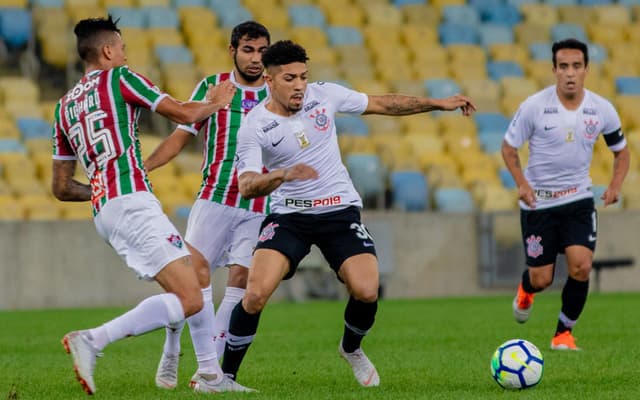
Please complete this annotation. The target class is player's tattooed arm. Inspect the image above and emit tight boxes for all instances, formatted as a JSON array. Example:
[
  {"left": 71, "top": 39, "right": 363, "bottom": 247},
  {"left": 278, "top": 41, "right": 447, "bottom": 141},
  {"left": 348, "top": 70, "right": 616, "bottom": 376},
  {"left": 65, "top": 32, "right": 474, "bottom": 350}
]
[
  {"left": 238, "top": 163, "right": 319, "bottom": 199},
  {"left": 365, "top": 93, "right": 476, "bottom": 116},
  {"left": 52, "top": 159, "right": 91, "bottom": 201}
]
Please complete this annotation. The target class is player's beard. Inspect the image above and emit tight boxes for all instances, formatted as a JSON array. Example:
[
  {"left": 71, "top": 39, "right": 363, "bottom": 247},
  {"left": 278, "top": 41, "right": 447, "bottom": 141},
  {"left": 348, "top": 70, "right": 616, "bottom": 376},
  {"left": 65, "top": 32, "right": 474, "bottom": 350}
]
[{"left": 234, "top": 54, "right": 262, "bottom": 83}]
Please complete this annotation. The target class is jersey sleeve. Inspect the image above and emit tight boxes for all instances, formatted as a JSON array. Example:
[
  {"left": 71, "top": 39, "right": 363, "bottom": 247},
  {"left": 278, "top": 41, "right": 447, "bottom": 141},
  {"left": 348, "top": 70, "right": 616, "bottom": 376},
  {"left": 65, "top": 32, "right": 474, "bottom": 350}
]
[
  {"left": 177, "top": 78, "right": 210, "bottom": 135},
  {"left": 318, "top": 82, "right": 368, "bottom": 114},
  {"left": 236, "top": 118, "right": 264, "bottom": 176},
  {"left": 118, "top": 65, "right": 168, "bottom": 112},
  {"left": 600, "top": 99, "right": 626, "bottom": 152},
  {"left": 51, "top": 101, "right": 77, "bottom": 160},
  {"left": 504, "top": 100, "right": 535, "bottom": 149}
]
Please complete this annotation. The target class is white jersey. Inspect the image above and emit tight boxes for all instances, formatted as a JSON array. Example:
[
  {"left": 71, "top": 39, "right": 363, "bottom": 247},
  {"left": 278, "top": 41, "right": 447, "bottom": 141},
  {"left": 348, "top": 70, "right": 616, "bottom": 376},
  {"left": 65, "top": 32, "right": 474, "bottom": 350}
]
[
  {"left": 237, "top": 81, "right": 368, "bottom": 214},
  {"left": 505, "top": 86, "right": 626, "bottom": 210}
]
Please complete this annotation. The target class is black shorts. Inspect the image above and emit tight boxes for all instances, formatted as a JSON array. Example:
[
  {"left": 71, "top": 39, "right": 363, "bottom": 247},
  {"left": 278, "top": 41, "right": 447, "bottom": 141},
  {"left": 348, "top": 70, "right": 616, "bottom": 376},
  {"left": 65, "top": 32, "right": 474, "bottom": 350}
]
[
  {"left": 520, "top": 197, "right": 597, "bottom": 267},
  {"left": 255, "top": 206, "right": 377, "bottom": 280}
]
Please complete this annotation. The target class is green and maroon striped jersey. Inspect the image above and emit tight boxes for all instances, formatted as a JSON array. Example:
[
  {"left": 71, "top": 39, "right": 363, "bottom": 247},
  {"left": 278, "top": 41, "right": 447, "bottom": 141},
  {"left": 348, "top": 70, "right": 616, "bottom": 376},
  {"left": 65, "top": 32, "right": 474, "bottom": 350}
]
[
  {"left": 179, "top": 72, "right": 270, "bottom": 213},
  {"left": 52, "top": 66, "right": 167, "bottom": 215}
]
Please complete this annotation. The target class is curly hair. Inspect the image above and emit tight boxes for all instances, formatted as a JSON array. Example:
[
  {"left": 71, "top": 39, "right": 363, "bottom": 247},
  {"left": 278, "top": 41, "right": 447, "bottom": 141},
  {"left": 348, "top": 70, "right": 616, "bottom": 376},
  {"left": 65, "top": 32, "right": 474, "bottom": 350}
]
[
  {"left": 74, "top": 15, "right": 121, "bottom": 62},
  {"left": 261, "top": 40, "right": 309, "bottom": 68}
]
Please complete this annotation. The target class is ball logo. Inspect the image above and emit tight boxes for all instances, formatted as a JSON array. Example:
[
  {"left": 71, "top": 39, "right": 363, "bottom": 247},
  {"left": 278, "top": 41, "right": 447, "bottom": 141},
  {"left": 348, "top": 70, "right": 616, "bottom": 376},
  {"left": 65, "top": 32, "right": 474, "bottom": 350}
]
[
  {"left": 258, "top": 222, "right": 279, "bottom": 242},
  {"left": 242, "top": 98, "right": 259, "bottom": 111},
  {"left": 309, "top": 108, "right": 330, "bottom": 132},
  {"left": 526, "top": 235, "right": 543, "bottom": 258}
]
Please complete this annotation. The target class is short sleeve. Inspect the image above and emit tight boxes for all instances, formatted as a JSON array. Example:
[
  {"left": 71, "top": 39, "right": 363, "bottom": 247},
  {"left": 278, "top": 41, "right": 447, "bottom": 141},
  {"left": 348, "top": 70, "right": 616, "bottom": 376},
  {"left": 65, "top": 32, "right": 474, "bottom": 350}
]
[
  {"left": 316, "top": 82, "right": 368, "bottom": 115},
  {"left": 118, "top": 65, "right": 168, "bottom": 112},
  {"left": 236, "top": 119, "right": 264, "bottom": 175},
  {"left": 51, "top": 101, "right": 76, "bottom": 160},
  {"left": 504, "top": 101, "right": 534, "bottom": 149},
  {"left": 177, "top": 78, "right": 210, "bottom": 135}
]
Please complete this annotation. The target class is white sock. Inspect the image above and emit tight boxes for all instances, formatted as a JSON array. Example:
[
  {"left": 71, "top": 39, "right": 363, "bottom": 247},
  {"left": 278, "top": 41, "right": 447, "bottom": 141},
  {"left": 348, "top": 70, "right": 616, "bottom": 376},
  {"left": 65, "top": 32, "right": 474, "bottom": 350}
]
[
  {"left": 187, "top": 285, "right": 221, "bottom": 376},
  {"left": 213, "top": 286, "right": 245, "bottom": 358},
  {"left": 162, "top": 320, "right": 185, "bottom": 356},
  {"left": 89, "top": 293, "right": 185, "bottom": 351}
]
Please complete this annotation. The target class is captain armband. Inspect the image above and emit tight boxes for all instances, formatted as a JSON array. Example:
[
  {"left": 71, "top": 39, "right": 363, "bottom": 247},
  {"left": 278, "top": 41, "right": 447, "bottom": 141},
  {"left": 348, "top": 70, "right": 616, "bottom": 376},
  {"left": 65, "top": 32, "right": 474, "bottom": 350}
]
[{"left": 603, "top": 128, "right": 624, "bottom": 147}]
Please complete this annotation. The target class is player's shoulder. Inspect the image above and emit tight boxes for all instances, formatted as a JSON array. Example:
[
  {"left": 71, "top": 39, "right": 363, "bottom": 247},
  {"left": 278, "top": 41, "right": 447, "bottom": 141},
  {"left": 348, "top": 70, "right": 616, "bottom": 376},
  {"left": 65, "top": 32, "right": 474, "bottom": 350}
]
[
  {"left": 517, "top": 86, "right": 556, "bottom": 113},
  {"left": 584, "top": 88, "right": 615, "bottom": 109},
  {"left": 204, "top": 72, "right": 231, "bottom": 85},
  {"left": 243, "top": 102, "right": 272, "bottom": 130}
]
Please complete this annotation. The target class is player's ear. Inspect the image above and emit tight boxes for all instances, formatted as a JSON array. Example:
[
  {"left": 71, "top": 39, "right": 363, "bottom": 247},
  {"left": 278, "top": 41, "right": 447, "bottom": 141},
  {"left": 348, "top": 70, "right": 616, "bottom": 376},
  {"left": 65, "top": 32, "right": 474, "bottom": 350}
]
[{"left": 229, "top": 44, "right": 236, "bottom": 58}]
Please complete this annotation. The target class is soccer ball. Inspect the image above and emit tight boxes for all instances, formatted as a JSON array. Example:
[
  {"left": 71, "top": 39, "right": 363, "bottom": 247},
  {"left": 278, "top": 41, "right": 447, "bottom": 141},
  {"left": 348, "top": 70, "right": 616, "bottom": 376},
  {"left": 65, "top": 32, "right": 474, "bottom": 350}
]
[{"left": 490, "top": 339, "right": 544, "bottom": 390}]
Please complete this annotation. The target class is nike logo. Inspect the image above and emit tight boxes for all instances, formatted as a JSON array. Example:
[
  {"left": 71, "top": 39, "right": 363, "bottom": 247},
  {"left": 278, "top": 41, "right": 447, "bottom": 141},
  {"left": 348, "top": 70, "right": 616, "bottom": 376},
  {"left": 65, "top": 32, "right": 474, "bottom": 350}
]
[
  {"left": 363, "top": 369, "right": 376, "bottom": 386},
  {"left": 544, "top": 126, "right": 556, "bottom": 131},
  {"left": 363, "top": 242, "right": 375, "bottom": 247},
  {"left": 271, "top": 137, "right": 284, "bottom": 147},
  {"left": 588, "top": 234, "right": 597, "bottom": 242}
]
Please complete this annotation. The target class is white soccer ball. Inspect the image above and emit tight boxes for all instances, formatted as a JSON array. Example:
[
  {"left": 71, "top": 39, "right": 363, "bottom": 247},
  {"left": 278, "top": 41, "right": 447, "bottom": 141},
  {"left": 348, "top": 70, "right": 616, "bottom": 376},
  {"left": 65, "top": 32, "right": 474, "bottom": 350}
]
[{"left": 490, "top": 339, "right": 544, "bottom": 390}]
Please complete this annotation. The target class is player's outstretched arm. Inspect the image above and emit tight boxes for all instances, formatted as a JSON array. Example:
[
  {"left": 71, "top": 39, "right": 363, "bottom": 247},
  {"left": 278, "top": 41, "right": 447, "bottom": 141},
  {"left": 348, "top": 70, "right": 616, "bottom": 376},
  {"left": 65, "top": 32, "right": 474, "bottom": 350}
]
[
  {"left": 52, "top": 160, "right": 91, "bottom": 202},
  {"left": 602, "top": 146, "right": 631, "bottom": 207},
  {"left": 364, "top": 93, "right": 476, "bottom": 116},
  {"left": 144, "top": 128, "right": 192, "bottom": 173},
  {"left": 155, "top": 81, "right": 236, "bottom": 125},
  {"left": 501, "top": 140, "right": 536, "bottom": 208},
  {"left": 238, "top": 163, "right": 319, "bottom": 199}
]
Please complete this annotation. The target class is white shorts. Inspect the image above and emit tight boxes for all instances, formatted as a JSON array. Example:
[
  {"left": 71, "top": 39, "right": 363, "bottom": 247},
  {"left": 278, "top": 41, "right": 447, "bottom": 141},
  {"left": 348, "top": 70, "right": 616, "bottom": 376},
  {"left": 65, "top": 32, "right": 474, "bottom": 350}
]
[
  {"left": 94, "top": 192, "right": 190, "bottom": 281},
  {"left": 185, "top": 200, "right": 264, "bottom": 270}
]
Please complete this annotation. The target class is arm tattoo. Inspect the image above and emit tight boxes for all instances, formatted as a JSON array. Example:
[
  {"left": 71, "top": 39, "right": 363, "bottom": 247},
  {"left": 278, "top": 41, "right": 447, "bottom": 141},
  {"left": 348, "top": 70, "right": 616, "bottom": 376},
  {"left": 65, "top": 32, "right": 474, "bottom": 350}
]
[{"left": 383, "top": 95, "right": 436, "bottom": 115}]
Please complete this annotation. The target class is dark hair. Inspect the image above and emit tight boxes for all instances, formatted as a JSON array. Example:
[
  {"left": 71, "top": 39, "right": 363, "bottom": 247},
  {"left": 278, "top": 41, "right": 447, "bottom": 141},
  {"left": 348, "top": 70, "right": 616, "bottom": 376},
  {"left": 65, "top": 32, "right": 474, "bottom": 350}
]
[
  {"left": 230, "top": 21, "right": 270, "bottom": 48},
  {"left": 552, "top": 38, "right": 589, "bottom": 67},
  {"left": 261, "top": 40, "right": 309, "bottom": 68},
  {"left": 74, "top": 15, "right": 121, "bottom": 62}
]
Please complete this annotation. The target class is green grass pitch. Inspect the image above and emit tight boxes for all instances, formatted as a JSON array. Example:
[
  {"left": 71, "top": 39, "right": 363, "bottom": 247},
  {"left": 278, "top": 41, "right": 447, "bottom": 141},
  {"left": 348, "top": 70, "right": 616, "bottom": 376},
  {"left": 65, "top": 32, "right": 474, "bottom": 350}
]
[{"left": 1, "top": 292, "right": 639, "bottom": 399}]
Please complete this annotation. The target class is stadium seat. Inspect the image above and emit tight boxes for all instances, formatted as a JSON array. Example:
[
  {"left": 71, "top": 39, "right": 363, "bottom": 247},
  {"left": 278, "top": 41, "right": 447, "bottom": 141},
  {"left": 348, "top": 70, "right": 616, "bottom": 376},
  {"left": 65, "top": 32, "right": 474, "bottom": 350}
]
[
  {"left": 501, "top": 76, "right": 539, "bottom": 98},
  {"left": 580, "top": 0, "right": 613, "bottom": 5},
  {"left": 335, "top": 116, "right": 369, "bottom": 136},
  {"left": 138, "top": 0, "right": 170, "bottom": 5},
  {"left": 392, "top": 0, "right": 425, "bottom": 5},
  {"left": 514, "top": 23, "right": 550, "bottom": 46},
  {"left": 363, "top": 115, "right": 402, "bottom": 135},
  {"left": 551, "top": 23, "right": 588, "bottom": 43},
  {"left": 145, "top": 7, "right": 179, "bottom": 28},
  {"left": 173, "top": 0, "right": 207, "bottom": 7},
  {"left": 345, "top": 153, "right": 386, "bottom": 206},
  {"left": 489, "top": 43, "right": 529, "bottom": 65},
  {"left": 424, "top": 78, "right": 461, "bottom": 98},
  {"left": 364, "top": 4, "right": 403, "bottom": 25},
  {"left": 401, "top": 3, "right": 441, "bottom": 26},
  {"left": 434, "top": 187, "right": 475, "bottom": 212},
  {"left": 216, "top": 5, "right": 252, "bottom": 28},
  {"left": 544, "top": 0, "right": 577, "bottom": 5},
  {"left": 487, "top": 61, "right": 524, "bottom": 80},
  {"left": 390, "top": 170, "right": 430, "bottom": 211},
  {"left": 480, "top": 4, "right": 521, "bottom": 27},
  {"left": 31, "top": 0, "right": 63, "bottom": 6},
  {"left": 401, "top": 114, "right": 440, "bottom": 135},
  {"left": 442, "top": 5, "right": 480, "bottom": 25},
  {"left": 439, "top": 23, "right": 479, "bottom": 46},
  {"left": 0, "top": 139, "right": 26, "bottom": 153},
  {"left": 288, "top": 4, "right": 326, "bottom": 27},
  {"left": 155, "top": 45, "right": 193, "bottom": 64},
  {"left": 322, "top": 3, "right": 365, "bottom": 26},
  {"left": 476, "top": 184, "right": 517, "bottom": 211},
  {"left": 478, "top": 24, "right": 514, "bottom": 47},
  {"left": 588, "top": 43, "right": 607, "bottom": 65},
  {"left": 326, "top": 26, "right": 363, "bottom": 46},
  {"left": 16, "top": 118, "right": 50, "bottom": 140},
  {"left": 615, "top": 77, "right": 640, "bottom": 95},
  {"left": 0, "top": 8, "right": 31, "bottom": 48},
  {"left": 108, "top": 7, "right": 145, "bottom": 28},
  {"left": 520, "top": 3, "right": 558, "bottom": 26}
]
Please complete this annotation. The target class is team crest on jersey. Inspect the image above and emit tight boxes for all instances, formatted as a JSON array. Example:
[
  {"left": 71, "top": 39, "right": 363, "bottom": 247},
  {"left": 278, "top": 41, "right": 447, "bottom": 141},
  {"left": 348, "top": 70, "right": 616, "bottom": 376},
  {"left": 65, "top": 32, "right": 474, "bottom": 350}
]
[
  {"left": 526, "top": 235, "right": 543, "bottom": 258},
  {"left": 167, "top": 234, "right": 184, "bottom": 249},
  {"left": 242, "top": 99, "right": 259, "bottom": 111},
  {"left": 309, "top": 108, "right": 330, "bottom": 132},
  {"left": 258, "top": 222, "right": 279, "bottom": 242},
  {"left": 583, "top": 119, "right": 599, "bottom": 139}
]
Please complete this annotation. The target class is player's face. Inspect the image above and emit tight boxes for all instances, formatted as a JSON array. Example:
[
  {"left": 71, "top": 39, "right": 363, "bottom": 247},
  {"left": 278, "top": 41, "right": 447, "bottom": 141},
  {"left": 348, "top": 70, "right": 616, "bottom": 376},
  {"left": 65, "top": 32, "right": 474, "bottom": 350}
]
[
  {"left": 266, "top": 62, "right": 308, "bottom": 114},
  {"left": 231, "top": 35, "right": 269, "bottom": 84},
  {"left": 553, "top": 48, "right": 587, "bottom": 98}
]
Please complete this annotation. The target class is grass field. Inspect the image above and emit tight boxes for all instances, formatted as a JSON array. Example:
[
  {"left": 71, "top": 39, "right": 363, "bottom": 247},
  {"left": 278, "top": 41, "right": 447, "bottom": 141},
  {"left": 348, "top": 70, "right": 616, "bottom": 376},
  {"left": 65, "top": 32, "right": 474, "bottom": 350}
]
[{"left": 1, "top": 292, "right": 639, "bottom": 399}]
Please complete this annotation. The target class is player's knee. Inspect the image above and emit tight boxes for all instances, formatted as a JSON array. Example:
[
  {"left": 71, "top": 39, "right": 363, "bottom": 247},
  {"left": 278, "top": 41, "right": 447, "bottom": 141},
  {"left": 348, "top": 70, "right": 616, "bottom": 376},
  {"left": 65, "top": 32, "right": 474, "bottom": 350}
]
[
  {"left": 181, "top": 290, "right": 204, "bottom": 317},
  {"left": 350, "top": 285, "right": 378, "bottom": 303},
  {"left": 571, "top": 261, "right": 592, "bottom": 281},
  {"left": 194, "top": 262, "right": 211, "bottom": 288},
  {"left": 243, "top": 290, "right": 268, "bottom": 313},
  {"left": 531, "top": 274, "right": 553, "bottom": 289}
]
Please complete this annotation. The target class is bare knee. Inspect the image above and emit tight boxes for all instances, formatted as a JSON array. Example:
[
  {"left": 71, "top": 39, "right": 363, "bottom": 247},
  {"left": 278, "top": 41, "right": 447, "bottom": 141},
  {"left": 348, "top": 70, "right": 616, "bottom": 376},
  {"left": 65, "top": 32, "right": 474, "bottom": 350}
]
[
  {"left": 243, "top": 289, "right": 269, "bottom": 314},
  {"left": 571, "top": 261, "right": 592, "bottom": 281},
  {"left": 350, "top": 284, "right": 379, "bottom": 303},
  {"left": 194, "top": 262, "right": 211, "bottom": 288},
  {"left": 181, "top": 290, "right": 203, "bottom": 317},
  {"left": 530, "top": 274, "right": 553, "bottom": 290},
  {"left": 227, "top": 265, "right": 249, "bottom": 288}
]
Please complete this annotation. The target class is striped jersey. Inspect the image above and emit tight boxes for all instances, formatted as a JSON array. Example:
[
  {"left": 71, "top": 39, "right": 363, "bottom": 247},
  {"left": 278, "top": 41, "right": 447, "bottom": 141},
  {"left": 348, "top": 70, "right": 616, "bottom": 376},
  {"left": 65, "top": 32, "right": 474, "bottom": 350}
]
[
  {"left": 52, "top": 66, "right": 167, "bottom": 215},
  {"left": 178, "top": 71, "right": 270, "bottom": 213}
]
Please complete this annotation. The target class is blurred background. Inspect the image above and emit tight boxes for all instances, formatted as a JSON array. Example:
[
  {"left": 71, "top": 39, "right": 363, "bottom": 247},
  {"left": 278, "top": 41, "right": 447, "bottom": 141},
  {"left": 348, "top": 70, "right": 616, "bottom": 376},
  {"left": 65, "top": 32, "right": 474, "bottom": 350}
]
[{"left": 0, "top": 0, "right": 639, "bottom": 308}]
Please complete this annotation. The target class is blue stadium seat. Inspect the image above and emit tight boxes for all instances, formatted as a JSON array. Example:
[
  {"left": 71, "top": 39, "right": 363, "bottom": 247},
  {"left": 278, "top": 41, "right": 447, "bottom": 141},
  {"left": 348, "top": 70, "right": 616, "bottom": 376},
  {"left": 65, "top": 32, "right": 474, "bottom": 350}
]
[
  {"left": 208, "top": 0, "right": 241, "bottom": 11},
  {"left": 499, "top": 168, "right": 516, "bottom": 189},
  {"left": 174, "top": 0, "right": 207, "bottom": 7},
  {"left": 551, "top": 24, "right": 587, "bottom": 43},
  {"left": 174, "top": 205, "right": 192, "bottom": 219},
  {"left": 434, "top": 187, "right": 475, "bottom": 212},
  {"left": 155, "top": 45, "right": 193, "bottom": 64},
  {"left": 17, "top": 118, "right": 50, "bottom": 140},
  {"left": 390, "top": 170, "right": 429, "bottom": 211},
  {"left": 109, "top": 8, "right": 146, "bottom": 28},
  {"left": 439, "top": 23, "right": 479, "bottom": 46},
  {"left": 618, "top": 0, "right": 640, "bottom": 5},
  {"left": 146, "top": 7, "right": 179, "bottom": 29},
  {"left": 442, "top": 5, "right": 480, "bottom": 25},
  {"left": 326, "top": 26, "right": 363, "bottom": 46},
  {"left": 615, "top": 77, "right": 640, "bottom": 95},
  {"left": 335, "top": 116, "right": 369, "bottom": 135},
  {"left": 478, "top": 24, "right": 514, "bottom": 47},
  {"left": 469, "top": 0, "right": 503, "bottom": 12},
  {"left": 31, "top": 0, "right": 63, "bottom": 6},
  {"left": 288, "top": 5, "right": 326, "bottom": 27},
  {"left": 588, "top": 43, "right": 607, "bottom": 64},
  {"left": 480, "top": 4, "right": 521, "bottom": 27},
  {"left": 544, "top": 0, "right": 577, "bottom": 5},
  {"left": 487, "top": 61, "right": 524, "bottom": 80},
  {"left": 216, "top": 5, "right": 252, "bottom": 28},
  {"left": 393, "top": 0, "right": 425, "bottom": 5},
  {"left": 345, "top": 153, "right": 385, "bottom": 202},
  {"left": 529, "top": 42, "right": 550, "bottom": 61},
  {"left": 579, "top": 0, "right": 613, "bottom": 4},
  {"left": 474, "top": 112, "right": 510, "bottom": 135},
  {"left": 479, "top": 132, "right": 505, "bottom": 153},
  {"left": 424, "top": 78, "right": 462, "bottom": 98},
  {"left": 0, "top": 139, "right": 26, "bottom": 153},
  {"left": 507, "top": 0, "right": 538, "bottom": 6},
  {"left": 0, "top": 8, "right": 31, "bottom": 48}
]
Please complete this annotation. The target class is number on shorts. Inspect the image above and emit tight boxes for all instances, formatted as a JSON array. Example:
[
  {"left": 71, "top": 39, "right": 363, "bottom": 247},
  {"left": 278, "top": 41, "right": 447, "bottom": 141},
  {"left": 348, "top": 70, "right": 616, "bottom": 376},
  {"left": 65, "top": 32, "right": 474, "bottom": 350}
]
[{"left": 350, "top": 222, "right": 373, "bottom": 240}]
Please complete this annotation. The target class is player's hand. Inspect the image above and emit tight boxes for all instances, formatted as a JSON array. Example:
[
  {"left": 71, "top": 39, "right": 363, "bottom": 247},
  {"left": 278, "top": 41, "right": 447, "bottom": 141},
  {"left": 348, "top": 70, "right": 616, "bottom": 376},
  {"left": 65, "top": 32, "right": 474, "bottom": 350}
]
[
  {"left": 518, "top": 182, "right": 536, "bottom": 209},
  {"left": 439, "top": 94, "right": 476, "bottom": 116},
  {"left": 205, "top": 81, "right": 236, "bottom": 109},
  {"left": 282, "top": 163, "right": 319, "bottom": 182},
  {"left": 601, "top": 185, "right": 621, "bottom": 207}
]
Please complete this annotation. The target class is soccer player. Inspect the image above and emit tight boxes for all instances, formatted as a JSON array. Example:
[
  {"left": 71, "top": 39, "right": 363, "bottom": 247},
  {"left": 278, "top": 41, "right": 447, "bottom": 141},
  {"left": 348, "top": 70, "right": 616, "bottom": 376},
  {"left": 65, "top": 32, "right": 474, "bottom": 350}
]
[
  {"left": 220, "top": 40, "right": 475, "bottom": 389},
  {"left": 144, "top": 21, "right": 270, "bottom": 389},
  {"left": 503, "top": 38, "right": 630, "bottom": 350},
  {"left": 53, "top": 16, "right": 251, "bottom": 394}
]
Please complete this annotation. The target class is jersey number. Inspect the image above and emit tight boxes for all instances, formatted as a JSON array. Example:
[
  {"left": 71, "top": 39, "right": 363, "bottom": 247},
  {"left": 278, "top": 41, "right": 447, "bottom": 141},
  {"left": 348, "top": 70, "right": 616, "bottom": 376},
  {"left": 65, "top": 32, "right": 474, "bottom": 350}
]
[
  {"left": 68, "top": 110, "right": 116, "bottom": 176},
  {"left": 350, "top": 223, "right": 373, "bottom": 240}
]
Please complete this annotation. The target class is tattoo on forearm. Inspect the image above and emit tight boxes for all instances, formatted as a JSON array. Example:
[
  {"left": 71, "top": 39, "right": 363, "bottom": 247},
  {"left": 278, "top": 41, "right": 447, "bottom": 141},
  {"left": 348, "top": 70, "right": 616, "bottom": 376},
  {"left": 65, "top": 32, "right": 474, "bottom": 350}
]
[{"left": 385, "top": 95, "right": 435, "bottom": 115}]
